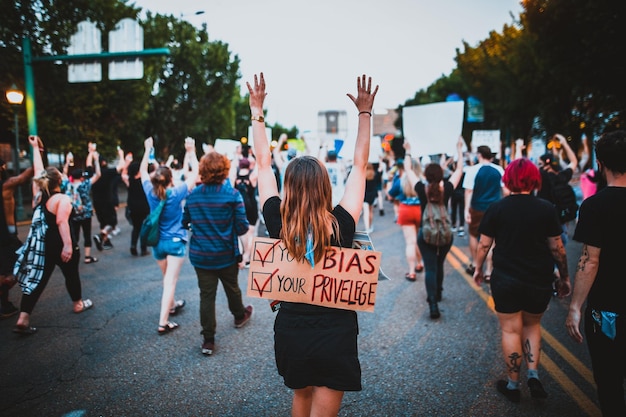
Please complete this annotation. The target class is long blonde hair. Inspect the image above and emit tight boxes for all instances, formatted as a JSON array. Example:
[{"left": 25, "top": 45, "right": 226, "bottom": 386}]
[
  {"left": 34, "top": 167, "right": 62, "bottom": 198},
  {"left": 401, "top": 158, "right": 422, "bottom": 197},
  {"left": 280, "top": 156, "right": 339, "bottom": 264}
]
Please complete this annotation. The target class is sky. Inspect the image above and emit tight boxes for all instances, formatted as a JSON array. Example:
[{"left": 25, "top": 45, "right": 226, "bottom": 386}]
[{"left": 131, "top": 0, "right": 523, "bottom": 135}]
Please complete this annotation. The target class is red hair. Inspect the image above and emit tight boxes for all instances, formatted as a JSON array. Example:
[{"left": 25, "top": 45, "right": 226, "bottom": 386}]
[{"left": 503, "top": 158, "right": 542, "bottom": 193}]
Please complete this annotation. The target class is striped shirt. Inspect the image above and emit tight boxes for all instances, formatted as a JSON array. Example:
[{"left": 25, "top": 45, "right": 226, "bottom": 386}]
[{"left": 183, "top": 181, "right": 249, "bottom": 270}]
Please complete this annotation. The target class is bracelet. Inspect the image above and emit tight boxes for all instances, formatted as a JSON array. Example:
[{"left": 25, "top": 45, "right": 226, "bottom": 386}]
[{"left": 358, "top": 111, "right": 372, "bottom": 117}]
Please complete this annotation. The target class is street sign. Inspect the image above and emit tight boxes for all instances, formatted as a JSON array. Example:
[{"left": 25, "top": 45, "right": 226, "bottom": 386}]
[
  {"left": 68, "top": 21, "right": 102, "bottom": 83},
  {"left": 109, "top": 18, "right": 144, "bottom": 80}
]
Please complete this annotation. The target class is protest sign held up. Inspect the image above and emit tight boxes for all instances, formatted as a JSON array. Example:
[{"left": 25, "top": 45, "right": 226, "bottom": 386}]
[{"left": 247, "top": 237, "right": 381, "bottom": 312}]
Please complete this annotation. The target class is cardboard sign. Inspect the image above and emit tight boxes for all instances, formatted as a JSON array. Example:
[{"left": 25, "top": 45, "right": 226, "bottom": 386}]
[
  {"left": 247, "top": 237, "right": 381, "bottom": 312},
  {"left": 402, "top": 101, "right": 464, "bottom": 157}
]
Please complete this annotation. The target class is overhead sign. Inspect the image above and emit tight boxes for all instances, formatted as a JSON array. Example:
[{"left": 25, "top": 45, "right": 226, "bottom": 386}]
[
  {"left": 109, "top": 18, "right": 143, "bottom": 80},
  {"left": 402, "top": 101, "right": 464, "bottom": 157},
  {"left": 68, "top": 21, "right": 102, "bottom": 83},
  {"left": 247, "top": 237, "right": 381, "bottom": 312}
]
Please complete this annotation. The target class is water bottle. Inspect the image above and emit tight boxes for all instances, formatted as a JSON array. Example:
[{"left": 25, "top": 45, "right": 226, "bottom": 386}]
[{"left": 149, "top": 147, "right": 156, "bottom": 163}]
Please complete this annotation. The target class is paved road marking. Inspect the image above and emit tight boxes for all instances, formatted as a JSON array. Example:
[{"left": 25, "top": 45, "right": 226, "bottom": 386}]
[{"left": 446, "top": 245, "right": 601, "bottom": 417}]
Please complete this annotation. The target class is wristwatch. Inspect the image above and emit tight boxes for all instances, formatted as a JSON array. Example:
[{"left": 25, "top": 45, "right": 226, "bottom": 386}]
[{"left": 251, "top": 115, "right": 265, "bottom": 123}]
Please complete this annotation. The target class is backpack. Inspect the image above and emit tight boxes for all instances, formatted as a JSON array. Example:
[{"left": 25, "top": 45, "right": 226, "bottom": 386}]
[
  {"left": 140, "top": 190, "right": 170, "bottom": 247},
  {"left": 235, "top": 178, "right": 254, "bottom": 209},
  {"left": 421, "top": 202, "right": 453, "bottom": 247},
  {"left": 548, "top": 174, "right": 579, "bottom": 223},
  {"left": 66, "top": 182, "right": 86, "bottom": 221}
]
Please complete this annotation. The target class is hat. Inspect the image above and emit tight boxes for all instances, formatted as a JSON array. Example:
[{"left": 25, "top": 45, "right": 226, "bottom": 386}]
[
  {"left": 71, "top": 168, "right": 84, "bottom": 179},
  {"left": 287, "top": 148, "right": 297, "bottom": 159},
  {"left": 539, "top": 153, "right": 560, "bottom": 170},
  {"left": 327, "top": 150, "right": 338, "bottom": 160}
]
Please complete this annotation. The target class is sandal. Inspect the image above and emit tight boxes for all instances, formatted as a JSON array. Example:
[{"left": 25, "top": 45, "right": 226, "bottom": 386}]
[
  {"left": 74, "top": 299, "right": 93, "bottom": 314},
  {"left": 169, "top": 299, "right": 186, "bottom": 316},
  {"left": 84, "top": 256, "right": 98, "bottom": 264},
  {"left": 484, "top": 275, "right": 491, "bottom": 283},
  {"left": 158, "top": 321, "right": 179, "bottom": 335},
  {"left": 13, "top": 324, "right": 37, "bottom": 335},
  {"left": 415, "top": 264, "right": 424, "bottom": 273},
  {"left": 405, "top": 273, "right": 417, "bottom": 282}
]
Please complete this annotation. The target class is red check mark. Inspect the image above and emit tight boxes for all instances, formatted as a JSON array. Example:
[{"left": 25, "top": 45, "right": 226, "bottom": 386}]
[
  {"left": 253, "top": 268, "right": 279, "bottom": 297},
  {"left": 255, "top": 240, "right": 281, "bottom": 267}
]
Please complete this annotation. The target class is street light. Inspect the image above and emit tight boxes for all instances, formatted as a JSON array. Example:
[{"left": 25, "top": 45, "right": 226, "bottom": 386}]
[{"left": 5, "top": 84, "right": 25, "bottom": 221}]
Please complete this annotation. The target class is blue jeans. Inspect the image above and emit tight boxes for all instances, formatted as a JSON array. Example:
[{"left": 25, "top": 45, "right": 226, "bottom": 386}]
[{"left": 417, "top": 230, "right": 452, "bottom": 303}]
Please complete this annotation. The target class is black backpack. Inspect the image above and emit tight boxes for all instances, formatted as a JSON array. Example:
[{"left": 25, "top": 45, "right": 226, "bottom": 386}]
[
  {"left": 235, "top": 177, "right": 254, "bottom": 209},
  {"left": 548, "top": 174, "right": 579, "bottom": 223}
]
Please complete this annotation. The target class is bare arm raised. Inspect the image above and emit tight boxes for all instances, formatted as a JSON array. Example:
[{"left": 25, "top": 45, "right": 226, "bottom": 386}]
[
  {"left": 247, "top": 73, "right": 278, "bottom": 209},
  {"left": 339, "top": 74, "right": 379, "bottom": 222}
]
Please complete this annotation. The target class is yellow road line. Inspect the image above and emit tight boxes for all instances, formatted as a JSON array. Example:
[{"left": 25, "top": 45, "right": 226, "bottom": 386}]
[{"left": 446, "top": 246, "right": 600, "bottom": 416}]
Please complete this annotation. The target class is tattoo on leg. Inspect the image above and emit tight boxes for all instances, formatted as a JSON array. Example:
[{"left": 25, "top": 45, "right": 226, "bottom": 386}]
[
  {"left": 507, "top": 352, "right": 522, "bottom": 374},
  {"left": 523, "top": 339, "right": 535, "bottom": 364}
]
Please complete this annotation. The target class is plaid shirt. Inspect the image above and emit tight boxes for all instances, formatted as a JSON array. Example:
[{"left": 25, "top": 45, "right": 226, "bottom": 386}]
[{"left": 14, "top": 204, "right": 48, "bottom": 295}]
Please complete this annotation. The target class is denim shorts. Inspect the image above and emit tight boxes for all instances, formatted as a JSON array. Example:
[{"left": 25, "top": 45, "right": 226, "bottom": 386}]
[{"left": 152, "top": 237, "right": 187, "bottom": 260}]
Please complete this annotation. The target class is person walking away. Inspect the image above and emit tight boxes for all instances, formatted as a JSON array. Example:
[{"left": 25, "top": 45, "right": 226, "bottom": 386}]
[
  {"left": 91, "top": 144, "right": 125, "bottom": 251},
  {"left": 0, "top": 160, "right": 34, "bottom": 318},
  {"left": 405, "top": 137, "right": 464, "bottom": 318},
  {"left": 124, "top": 161, "right": 150, "bottom": 256},
  {"left": 473, "top": 158, "right": 571, "bottom": 402},
  {"left": 323, "top": 148, "right": 347, "bottom": 208},
  {"left": 565, "top": 130, "right": 626, "bottom": 417},
  {"left": 140, "top": 136, "right": 198, "bottom": 335},
  {"left": 248, "top": 72, "right": 378, "bottom": 417},
  {"left": 463, "top": 145, "right": 505, "bottom": 279},
  {"left": 14, "top": 136, "right": 94, "bottom": 334},
  {"left": 232, "top": 157, "right": 258, "bottom": 266},
  {"left": 65, "top": 149, "right": 101, "bottom": 264},
  {"left": 362, "top": 162, "right": 378, "bottom": 233},
  {"left": 183, "top": 151, "right": 252, "bottom": 355},
  {"left": 387, "top": 154, "right": 425, "bottom": 280}
]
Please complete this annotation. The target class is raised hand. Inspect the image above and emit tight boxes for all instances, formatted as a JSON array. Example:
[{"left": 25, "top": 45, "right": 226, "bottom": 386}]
[
  {"left": 247, "top": 73, "right": 267, "bottom": 114},
  {"left": 346, "top": 74, "right": 379, "bottom": 113}
]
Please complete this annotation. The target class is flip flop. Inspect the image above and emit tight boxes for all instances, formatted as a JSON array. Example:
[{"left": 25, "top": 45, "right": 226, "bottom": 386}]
[
  {"left": 74, "top": 299, "right": 93, "bottom": 314},
  {"left": 415, "top": 264, "right": 424, "bottom": 273},
  {"left": 13, "top": 324, "right": 37, "bottom": 335},
  {"left": 405, "top": 273, "right": 417, "bottom": 282},
  {"left": 84, "top": 256, "right": 98, "bottom": 264},
  {"left": 169, "top": 299, "right": 186, "bottom": 316}
]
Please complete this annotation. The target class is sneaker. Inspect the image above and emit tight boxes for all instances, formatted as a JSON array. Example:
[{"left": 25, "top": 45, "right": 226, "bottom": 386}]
[
  {"left": 130, "top": 247, "right": 138, "bottom": 256},
  {"left": 0, "top": 303, "right": 19, "bottom": 320},
  {"left": 103, "top": 240, "right": 114, "bottom": 250},
  {"left": 201, "top": 340, "right": 215, "bottom": 356},
  {"left": 234, "top": 305, "right": 253, "bottom": 328},
  {"left": 497, "top": 380, "right": 521, "bottom": 403},
  {"left": 458, "top": 229, "right": 465, "bottom": 237},
  {"left": 111, "top": 226, "right": 121, "bottom": 236},
  {"left": 527, "top": 377, "right": 548, "bottom": 399},
  {"left": 93, "top": 234, "right": 103, "bottom": 251},
  {"left": 451, "top": 226, "right": 457, "bottom": 232},
  {"left": 465, "top": 264, "right": 475, "bottom": 276},
  {"left": 379, "top": 209, "right": 384, "bottom": 216}
]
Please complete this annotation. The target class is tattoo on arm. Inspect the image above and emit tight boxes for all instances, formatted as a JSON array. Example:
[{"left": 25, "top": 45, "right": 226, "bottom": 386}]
[{"left": 577, "top": 245, "right": 590, "bottom": 272}]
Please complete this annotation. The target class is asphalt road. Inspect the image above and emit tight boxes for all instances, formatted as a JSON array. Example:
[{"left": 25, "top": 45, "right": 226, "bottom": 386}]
[{"left": 0, "top": 195, "right": 608, "bottom": 417}]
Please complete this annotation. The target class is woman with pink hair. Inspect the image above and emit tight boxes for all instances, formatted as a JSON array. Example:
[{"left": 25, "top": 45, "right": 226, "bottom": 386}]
[{"left": 473, "top": 158, "right": 571, "bottom": 402}]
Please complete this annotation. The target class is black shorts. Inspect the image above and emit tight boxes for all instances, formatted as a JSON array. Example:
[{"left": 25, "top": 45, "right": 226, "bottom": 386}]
[
  {"left": 274, "top": 304, "right": 362, "bottom": 391},
  {"left": 490, "top": 269, "right": 553, "bottom": 314}
]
